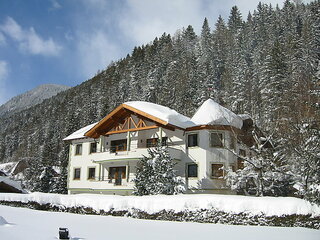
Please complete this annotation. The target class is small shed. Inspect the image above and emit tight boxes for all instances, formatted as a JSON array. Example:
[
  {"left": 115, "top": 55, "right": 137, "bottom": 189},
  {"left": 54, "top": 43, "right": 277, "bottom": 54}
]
[{"left": 0, "top": 176, "right": 26, "bottom": 193}]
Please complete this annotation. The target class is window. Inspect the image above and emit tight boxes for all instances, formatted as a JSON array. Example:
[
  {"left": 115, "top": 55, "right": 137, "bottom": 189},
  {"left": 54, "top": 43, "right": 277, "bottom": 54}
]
[
  {"left": 109, "top": 166, "right": 126, "bottom": 185},
  {"left": 237, "top": 149, "right": 246, "bottom": 170},
  {"left": 187, "top": 134, "right": 198, "bottom": 147},
  {"left": 146, "top": 137, "right": 168, "bottom": 148},
  {"left": 75, "top": 144, "right": 82, "bottom": 155},
  {"left": 147, "top": 138, "right": 157, "bottom": 148},
  {"left": 88, "top": 167, "right": 95, "bottom": 180},
  {"left": 239, "top": 149, "right": 246, "bottom": 157},
  {"left": 110, "top": 139, "right": 127, "bottom": 152},
  {"left": 211, "top": 164, "right": 224, "bottom": 178},
  {"left": 187, "top": 163, "right": 198, "bottom": 178},
  {"left": 230, "top": 135, "right": 236, "bottom": 150},
  {"left": 237, "top": 159, "right": 245, "bottom": 170},
  {"left": 210, "top": 132, "right": 224, "bottom": 148},
  {"left": 74, "top": 168, "right": 81, "bottom": 180},
  {"left": 90, "top": 142, "right": 97, "bottom": 154}
]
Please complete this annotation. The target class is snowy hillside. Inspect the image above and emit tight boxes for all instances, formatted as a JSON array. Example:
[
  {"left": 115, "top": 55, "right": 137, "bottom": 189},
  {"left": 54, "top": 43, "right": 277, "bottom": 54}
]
[
  {"left": 0, "top": 84, "right": 70, "bottom": 117},
  {"left": 1, "top": 205, "right": 319, "bottom": 240}
]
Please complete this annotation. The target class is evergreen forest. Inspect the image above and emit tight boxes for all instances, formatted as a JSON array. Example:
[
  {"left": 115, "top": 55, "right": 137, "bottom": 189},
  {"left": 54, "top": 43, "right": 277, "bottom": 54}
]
[{"left": 0, "top": 1, "right": 318, "bottom": 200}]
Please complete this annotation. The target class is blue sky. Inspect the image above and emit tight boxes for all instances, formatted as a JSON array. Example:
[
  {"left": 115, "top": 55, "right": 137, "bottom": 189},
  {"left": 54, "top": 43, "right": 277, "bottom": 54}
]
[{"left": 0, "top": 0, "right": 313, "bottom": 105}]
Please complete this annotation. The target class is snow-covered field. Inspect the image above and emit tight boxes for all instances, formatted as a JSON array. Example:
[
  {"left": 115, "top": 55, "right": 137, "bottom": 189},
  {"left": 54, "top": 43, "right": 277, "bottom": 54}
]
[
  {"left": 0, "top": 205, "right": 319, "bottom": 240},
  {"left": 0, "top": 192, "right": 320, "bottom": 217}
]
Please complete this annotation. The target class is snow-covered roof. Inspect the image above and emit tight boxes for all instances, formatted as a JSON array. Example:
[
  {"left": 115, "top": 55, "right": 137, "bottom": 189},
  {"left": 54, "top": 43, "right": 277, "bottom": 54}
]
[
  {"left": 124, "top": 101, "right": 194, "bottom": 129},
  {"left": 191, "top": 99, "right": 243, "bottom": 129},
  {"left": 63, "top": 122, "right": 98, "bottom": 141},
  {"left": 64, "top": 99, "right": 245, "bottom": 140},
  {"left": 0, "top": 176, "right": 27, "bottom": 193},
  {"left": 238, "top": 114, "right": 252, "bottom": 121}
]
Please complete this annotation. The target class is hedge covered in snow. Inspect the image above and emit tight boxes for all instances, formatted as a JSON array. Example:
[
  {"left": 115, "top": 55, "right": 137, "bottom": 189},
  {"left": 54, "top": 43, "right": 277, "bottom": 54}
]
[{"left": 1, "top": 193, "right": 319, "bottom": 229}]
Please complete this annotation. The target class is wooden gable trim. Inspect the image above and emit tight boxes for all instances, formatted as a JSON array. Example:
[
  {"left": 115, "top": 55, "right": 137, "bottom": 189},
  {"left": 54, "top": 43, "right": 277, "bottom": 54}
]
[
  {"left": 85, "top": 104, "right": 125, "bottom": 138},
  {"left": 122, "top": 104, "right": 168, "bottom": 126},
  {"left": 85, "top": 103, "right": 179, "bottom": 138},
  {"left": 106, "top": 125, "right": 159, "bottom": 135},
  {"left": 109, "top": 115, "right": 156, "bottom": 134}
]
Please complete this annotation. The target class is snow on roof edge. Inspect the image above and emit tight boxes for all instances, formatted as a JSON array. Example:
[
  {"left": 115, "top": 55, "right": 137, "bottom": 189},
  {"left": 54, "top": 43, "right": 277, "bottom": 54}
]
[
  {"left": 191, "top": 99, "right": 243, "bottom": 129},
  {"left": 63, "top": 122, "right": 98, "bottom": 141},
  {"left": 0, "top": 176, "right": 27, "bottom": 193},
  {"left": 64, "top": 100, "right": 246, "bottom": 141},
  {"left": 124, "top": 101, "right": 195, "bottom": 129}
]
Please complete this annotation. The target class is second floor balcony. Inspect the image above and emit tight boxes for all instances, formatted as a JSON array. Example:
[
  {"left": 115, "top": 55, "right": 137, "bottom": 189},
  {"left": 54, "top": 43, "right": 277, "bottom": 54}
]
[{"left": 91, "top": 144, "right": 183, "bottom": 163}]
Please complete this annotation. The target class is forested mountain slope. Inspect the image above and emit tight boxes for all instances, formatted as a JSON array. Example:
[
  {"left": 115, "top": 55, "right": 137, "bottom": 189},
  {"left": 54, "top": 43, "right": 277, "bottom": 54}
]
[
  {"left": 0, "top": 1, "right": 318, "bottom": 195},
  {"left": 0, "top": 84, "right": 70, "bottom": 117}
]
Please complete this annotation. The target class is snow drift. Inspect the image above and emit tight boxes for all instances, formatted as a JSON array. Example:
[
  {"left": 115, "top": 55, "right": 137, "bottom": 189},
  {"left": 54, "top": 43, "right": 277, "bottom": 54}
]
[
  {"left": 0, "top": 216, "right": 9, "bottom": 225},
  {"left": 0, "top": 193, "right": 319, "bottom": 217}
]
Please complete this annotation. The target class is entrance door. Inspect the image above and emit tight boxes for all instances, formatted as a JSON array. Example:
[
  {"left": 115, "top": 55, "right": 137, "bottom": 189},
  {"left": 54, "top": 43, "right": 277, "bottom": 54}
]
[{"left": 109, "top": 167, "right": 126, "bottom": 185}]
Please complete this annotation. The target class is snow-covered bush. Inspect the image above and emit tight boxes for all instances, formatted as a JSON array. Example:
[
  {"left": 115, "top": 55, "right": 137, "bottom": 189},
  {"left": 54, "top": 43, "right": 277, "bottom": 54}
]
[{"left": 133, "top": 145, "right": 185, "bottom": 195}]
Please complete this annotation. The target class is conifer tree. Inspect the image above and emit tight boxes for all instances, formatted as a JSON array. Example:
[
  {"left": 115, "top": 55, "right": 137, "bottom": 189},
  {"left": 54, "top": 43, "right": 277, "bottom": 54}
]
[
  {"left": 226, "top": 133, "right": 295, "bottom": 197},
  {"left": 133, "top": 145, "right": 185, "bottom": 195}
]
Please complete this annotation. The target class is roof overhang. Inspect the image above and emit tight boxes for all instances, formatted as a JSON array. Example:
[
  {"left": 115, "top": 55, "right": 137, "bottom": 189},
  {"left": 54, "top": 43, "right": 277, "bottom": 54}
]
[
  {"left": 85, "top": 103, "right": 182, "bottom": 138},
  {"left": 186, "top": 124, "right": 241, "bottom": 133}
]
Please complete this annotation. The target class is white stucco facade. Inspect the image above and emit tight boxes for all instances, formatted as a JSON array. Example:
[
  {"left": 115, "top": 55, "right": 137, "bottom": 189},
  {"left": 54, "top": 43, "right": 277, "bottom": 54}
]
[
  {"left": 67, "top": 127, "right": 247, "bottom": 195},
  {"left": 65, "top": 100, "right": 250, "bottom": 195}
]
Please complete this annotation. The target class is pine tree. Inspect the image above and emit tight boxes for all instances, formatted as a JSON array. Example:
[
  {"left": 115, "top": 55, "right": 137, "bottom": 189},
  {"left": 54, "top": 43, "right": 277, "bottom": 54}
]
[
  {"left": 226, "top": 131, "right": 295, "bottom": 197},
  {"left": 133, "top": 144, "right": 185, "bottom": 195}
]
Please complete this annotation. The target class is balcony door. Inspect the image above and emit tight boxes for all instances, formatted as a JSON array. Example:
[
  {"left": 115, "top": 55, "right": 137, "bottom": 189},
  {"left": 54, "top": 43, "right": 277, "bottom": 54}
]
[
  {"left": 110, "top": 139, "right": 127, "bottom": 153},
  {"left": 109, "top": 166, "right": 126, "bottom": 185}
]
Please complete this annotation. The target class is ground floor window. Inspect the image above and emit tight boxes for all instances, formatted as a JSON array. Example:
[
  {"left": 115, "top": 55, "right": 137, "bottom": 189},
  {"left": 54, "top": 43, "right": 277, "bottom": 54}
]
[
  {"left": 88, "top": 167, "right": 96, "bottom": 180},
  {"left": 237, "top": 149, "right": 246, "bottom": 170},
  {"left": 74, "top": 168, "right": 81, "bottom": 180},
  {"left": 187, "top": 163, "right": 198, "bottom": 178},
  {"left": 237, "top": 159, "right": 245, "bottom": 170},
  {"left": 109, "top": 166, "right": 126, "bottom": 185},
  {"left": 211, "top": 164, "right": 224, "bottom": 178}
]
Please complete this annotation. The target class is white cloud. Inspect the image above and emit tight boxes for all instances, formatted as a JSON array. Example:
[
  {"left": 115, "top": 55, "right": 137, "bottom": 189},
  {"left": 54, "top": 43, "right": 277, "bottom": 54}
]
[
  {"left": 50, "top": 0, "right": 62, "bottom": 10},
  {"left": 0, "top": 61, "right": 8, "bottom": 81},
  {"left": 0, "top": 32, "right": 6, "bottom": 45},
  {"left": 0, "top": 17, "right": 62, "bottom": 56},
  {"left": 77, "top": 31, "right": 121, "bottom": 78},
  {"left": 119, "top": 0, "right": 205, "bottom": 45},
  {"left": 0, "top": 61, "right": 9, "bottom": 105},
  {"left": 0, "top": 17, "right": 24, "bottom": 41}
]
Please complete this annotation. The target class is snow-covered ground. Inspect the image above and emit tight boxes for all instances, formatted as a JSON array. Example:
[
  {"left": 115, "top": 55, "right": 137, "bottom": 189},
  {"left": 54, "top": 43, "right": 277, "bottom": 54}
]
[
  {"left": 0, "top": 205, "right": 319, "bottom": 240},
  {"left": 0, "top": 192, "right": 320, "bottom": 217}
]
